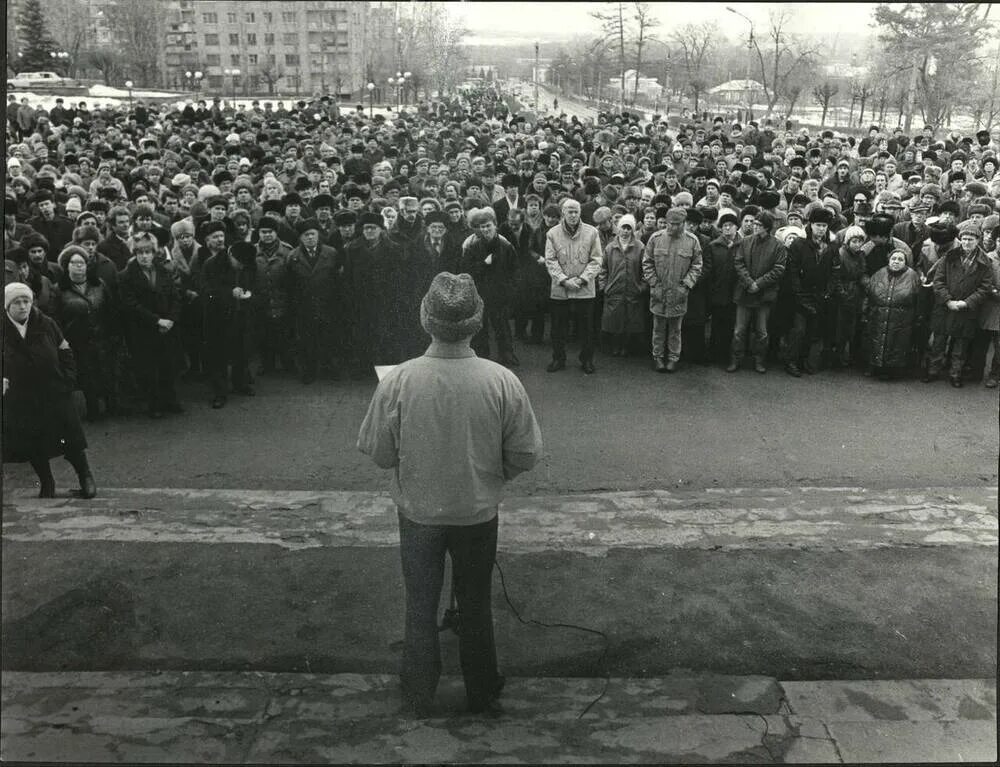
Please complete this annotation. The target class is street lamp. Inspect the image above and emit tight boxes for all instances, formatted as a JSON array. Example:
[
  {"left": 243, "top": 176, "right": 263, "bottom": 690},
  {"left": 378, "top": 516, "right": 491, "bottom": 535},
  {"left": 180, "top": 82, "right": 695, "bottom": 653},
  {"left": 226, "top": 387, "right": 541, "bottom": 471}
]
[
  {"left": 184, "top": 69, "right": 203, "bottom": 92},
  {"left": 387, "top": 70, "right": 411, "bottom": 110},
  {"left": 223, "top": 67, "right": 241, "bottom": 105},
  {"left": 725, "top": 6, "right": 755, "bottom": 122},
  {"left": 402, "top": 70, "right": 411, "bottom": 106},
  {"left": 50, "top": 50, "right": 70, "bottom": 76},
  {"left": 124, "top": 79, "right": 134, "bottom": 112},
  {"left": 366, "top": 81, "right": 375, "bottom": 118}
]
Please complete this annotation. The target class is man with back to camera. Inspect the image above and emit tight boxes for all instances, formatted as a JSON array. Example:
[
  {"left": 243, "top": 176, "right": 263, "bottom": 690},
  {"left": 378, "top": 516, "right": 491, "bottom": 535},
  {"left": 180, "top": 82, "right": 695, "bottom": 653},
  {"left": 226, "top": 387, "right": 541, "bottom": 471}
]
[{"left": 358, "top": 272, "right": 543, "bottom": 717}]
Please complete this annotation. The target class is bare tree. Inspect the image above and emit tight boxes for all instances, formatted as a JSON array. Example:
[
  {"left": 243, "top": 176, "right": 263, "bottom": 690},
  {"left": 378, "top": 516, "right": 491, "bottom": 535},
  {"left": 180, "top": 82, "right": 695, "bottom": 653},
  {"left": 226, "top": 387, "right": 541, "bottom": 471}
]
[
  {"left": 670, "top": 22, "right": 716, "bottom": 113},
  {"left": 751, "top": 8, "right": 821, "bottom": 117},
  {"left": 258, "top": 51, "right": 284, "bottom": 96},
  {"left": 86, "top": 47, "right": 121, "bottom": 86},
  {"left": 104, "top": 0, "right": 167, "bottom": 88},
  {"left": 850, "top": 80, "right": 874, "bottom": 127},
  {"left": 630, "top": 2, "right": 659, "bottom": 104},
  {"left": 812, "top": 81, "right": 839, "bottom": 126},
  {"left": 43, "top": 0, "right": 90, "bottom": 78},
  {"left": 591, "top": 1, "right": 628, "bottom": 109},
  {"left": 401, "top": 2, "right": 467, "bottom": 101}
]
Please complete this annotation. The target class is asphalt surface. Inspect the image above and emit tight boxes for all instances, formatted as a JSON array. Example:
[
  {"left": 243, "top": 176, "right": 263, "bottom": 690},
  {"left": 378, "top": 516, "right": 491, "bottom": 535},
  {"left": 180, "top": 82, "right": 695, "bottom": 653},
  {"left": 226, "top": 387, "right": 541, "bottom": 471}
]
[
  {"left": 2, "top": 341, "right": 997, "bottom": 682},
  {"left": 4, "top": 341, "right": 996, "bottom": 494}
]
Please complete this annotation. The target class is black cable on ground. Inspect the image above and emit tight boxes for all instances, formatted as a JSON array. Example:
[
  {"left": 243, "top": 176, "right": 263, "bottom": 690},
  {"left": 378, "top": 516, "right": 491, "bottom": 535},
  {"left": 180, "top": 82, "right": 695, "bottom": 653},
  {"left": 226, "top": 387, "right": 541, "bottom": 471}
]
[{"left": 494, "top": 559, "right": 610, "bottom": 719}]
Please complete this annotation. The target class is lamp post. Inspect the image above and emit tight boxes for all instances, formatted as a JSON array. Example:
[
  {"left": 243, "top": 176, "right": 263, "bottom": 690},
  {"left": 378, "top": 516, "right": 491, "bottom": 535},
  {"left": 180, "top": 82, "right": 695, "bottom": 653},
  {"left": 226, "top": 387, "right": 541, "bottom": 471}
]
[
  {"left": 184, "top": 69, "right": 203, "bottom": 93},
  {"left": 726, "top": 6, "right": 755, "bottom": 122},
  {"left": 366, "top": 81, "right": 375, "bottom": 118},
  {"left": 387, "top": 70, "right": 411, "bottom": 110},
  {"left": 223, "top": 67, "right": 241, "bottom": 105},
  {"left": 50, "top": 50, "right": 70, "bottom": 76},
  {"left": 124, "top": 79, "right": 134, "bottom": 112}
]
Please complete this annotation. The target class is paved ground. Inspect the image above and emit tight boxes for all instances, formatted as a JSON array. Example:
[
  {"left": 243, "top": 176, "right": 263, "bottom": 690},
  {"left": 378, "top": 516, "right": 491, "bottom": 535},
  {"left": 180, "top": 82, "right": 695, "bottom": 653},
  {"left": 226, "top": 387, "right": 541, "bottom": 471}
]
[
  {"left": 2, "top": 672, "right": 995, "bottom": 763},
  {"left": 3, "top": 342, "right": 996, "bottom": 495}
]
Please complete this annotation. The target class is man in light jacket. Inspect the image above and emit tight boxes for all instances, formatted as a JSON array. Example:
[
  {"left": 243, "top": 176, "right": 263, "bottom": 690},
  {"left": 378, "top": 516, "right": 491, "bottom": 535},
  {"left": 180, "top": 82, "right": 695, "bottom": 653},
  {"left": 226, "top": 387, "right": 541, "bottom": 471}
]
[
  {"left": 358, "top": 272, "right": 542, "bottom": 718},
  {"left": 544, "top": 198, "right": 604, "bottom": 373}
]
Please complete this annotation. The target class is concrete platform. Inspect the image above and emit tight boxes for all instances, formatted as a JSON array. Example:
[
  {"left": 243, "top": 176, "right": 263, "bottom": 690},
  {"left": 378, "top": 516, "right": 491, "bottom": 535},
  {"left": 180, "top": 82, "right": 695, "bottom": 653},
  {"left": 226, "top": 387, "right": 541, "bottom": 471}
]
[{"left": 2, "top": 672, "right": 995, "bottom": 763}]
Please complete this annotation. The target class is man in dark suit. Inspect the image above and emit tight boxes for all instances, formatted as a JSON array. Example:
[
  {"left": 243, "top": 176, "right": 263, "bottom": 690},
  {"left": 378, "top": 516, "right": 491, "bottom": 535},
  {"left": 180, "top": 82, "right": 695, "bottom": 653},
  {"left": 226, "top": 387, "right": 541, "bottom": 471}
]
[{"left": 492, "top": 173, "right": 525, "bottom": 226}]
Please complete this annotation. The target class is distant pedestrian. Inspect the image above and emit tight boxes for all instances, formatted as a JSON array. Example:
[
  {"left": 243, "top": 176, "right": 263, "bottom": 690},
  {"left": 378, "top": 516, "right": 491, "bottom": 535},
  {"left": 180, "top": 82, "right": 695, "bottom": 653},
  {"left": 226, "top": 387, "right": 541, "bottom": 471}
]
[{"left": 358, "top": 272, "right": 542, "bottom": 717}]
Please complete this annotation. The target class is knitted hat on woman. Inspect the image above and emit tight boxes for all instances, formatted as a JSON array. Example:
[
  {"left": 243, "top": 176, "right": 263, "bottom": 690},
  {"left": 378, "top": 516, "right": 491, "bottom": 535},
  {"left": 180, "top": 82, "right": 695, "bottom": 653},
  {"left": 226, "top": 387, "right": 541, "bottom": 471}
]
[{"left": 4, "top": 282, "right": 33, "bottom": 309}]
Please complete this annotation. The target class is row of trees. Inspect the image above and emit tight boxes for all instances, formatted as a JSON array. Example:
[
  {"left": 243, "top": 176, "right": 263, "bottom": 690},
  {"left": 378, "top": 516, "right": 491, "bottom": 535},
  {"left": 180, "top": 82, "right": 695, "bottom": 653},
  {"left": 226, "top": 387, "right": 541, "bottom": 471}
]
[{"left": 543, "top": 2, "right": 1000, "bottom": 131}]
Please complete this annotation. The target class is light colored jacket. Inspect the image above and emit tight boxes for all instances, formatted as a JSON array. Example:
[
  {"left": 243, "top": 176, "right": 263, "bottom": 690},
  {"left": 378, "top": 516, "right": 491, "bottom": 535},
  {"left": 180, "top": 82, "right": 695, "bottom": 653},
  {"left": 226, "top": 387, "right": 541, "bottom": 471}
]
[{"left": 544, "top": 220, "right": 604, "bottom": 300}]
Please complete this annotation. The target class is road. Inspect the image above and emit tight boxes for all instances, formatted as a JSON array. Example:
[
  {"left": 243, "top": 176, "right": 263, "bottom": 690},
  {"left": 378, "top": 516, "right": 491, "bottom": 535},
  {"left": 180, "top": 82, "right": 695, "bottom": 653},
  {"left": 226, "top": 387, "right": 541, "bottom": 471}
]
[{"left": 2, "top": 341, "right": 997, "bottom": 683}]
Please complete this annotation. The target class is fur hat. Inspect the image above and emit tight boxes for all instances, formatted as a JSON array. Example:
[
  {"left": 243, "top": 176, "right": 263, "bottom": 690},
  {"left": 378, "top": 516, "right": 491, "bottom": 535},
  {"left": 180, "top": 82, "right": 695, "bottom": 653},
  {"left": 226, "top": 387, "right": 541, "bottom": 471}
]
[
  {"left": 928, "top": 221, "right": 959, "bottom": 245},
  {"left": 593, "top": 206, "right": 612, "bottom": 225},
  {"left": 808, "top": 207, "right": 835, "bottom": 225},
  {"left": 865, "top": 214, "right": 895, "bottom": 238},
  {"left": 295, "top": 218, "right": 321, "bottom": 236},
  {"left": 170, "top": 219, "right": 196, "bottom": 238},
  {"left": 420, "top": 272, "right": 484, "bottom": 342}
]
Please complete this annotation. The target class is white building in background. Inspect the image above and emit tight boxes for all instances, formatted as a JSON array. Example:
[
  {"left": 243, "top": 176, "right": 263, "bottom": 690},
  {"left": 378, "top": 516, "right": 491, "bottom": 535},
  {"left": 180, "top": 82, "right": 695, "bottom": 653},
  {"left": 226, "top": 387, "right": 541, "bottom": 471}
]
[
  {"left": 606, "top": 70, "right": 663, "bottom": 99},
  {"left": 708, "top": 79, "right": 765, "bottom": 106}
]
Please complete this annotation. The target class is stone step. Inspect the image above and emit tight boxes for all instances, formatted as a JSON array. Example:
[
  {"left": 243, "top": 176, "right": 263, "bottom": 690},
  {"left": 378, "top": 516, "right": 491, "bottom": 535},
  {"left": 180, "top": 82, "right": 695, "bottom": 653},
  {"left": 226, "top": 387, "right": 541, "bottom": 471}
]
[
  {"left": 2, "top": 672, "right": 995, "bottom": 763},
  {"left": 4, "top": 485, "right": 997, "bottom": 552}
]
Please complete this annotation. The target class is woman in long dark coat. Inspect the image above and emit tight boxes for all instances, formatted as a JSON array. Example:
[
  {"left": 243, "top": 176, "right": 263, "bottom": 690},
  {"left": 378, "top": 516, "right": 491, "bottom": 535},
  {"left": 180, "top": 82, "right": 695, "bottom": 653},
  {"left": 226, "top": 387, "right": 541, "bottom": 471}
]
[
  {"left": 865, "top": 250, "right": 921, "bottom": 380},
  {"left": 3, "top": 282, "right": 96, "bottom": 498},
  {"left": 55, "top": 246, "right": 116, "bottom": 420}
]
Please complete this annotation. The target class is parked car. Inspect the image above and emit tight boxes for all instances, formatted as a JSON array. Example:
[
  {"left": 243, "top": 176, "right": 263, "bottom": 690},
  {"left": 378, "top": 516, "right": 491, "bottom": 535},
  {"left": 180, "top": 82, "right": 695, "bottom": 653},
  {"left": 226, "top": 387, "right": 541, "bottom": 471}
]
[{"left": 7, "top": 71, "right": 80, "bottom": 90}]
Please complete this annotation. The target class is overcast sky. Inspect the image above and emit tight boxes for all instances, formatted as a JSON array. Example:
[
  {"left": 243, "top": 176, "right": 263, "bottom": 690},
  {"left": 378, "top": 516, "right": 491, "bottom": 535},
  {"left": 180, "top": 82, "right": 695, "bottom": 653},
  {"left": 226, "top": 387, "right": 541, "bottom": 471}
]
[{"left": 456, "top": 2, "right": 877, "bottom": 45}]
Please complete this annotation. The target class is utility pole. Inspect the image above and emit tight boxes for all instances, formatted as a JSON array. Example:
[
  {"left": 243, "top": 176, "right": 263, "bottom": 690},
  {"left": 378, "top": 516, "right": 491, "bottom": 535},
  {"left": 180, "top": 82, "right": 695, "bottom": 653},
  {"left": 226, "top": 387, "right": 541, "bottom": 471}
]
[
  {"left": 534, "top": 41, "right": 539, "bottom": 111},
  {"left": 903, "top": 57, "right": 919, "bottom": 132}
]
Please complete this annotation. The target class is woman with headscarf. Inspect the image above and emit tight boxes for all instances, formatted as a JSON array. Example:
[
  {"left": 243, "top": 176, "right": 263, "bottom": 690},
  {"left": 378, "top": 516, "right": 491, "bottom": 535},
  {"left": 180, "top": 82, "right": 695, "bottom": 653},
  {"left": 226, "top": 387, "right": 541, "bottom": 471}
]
[
  {"left": 54, "top": 246, "right": 116, "bottom": 420},
  {"left": 865, "top": 249, "right": 922, "bottom": 380},
  {"left": 3, "top": 282, "right": 96, "bottom": 498},
  {"left": 829, "top": 225, "right": 868, "bottom": 367},
  {"left": 598, "top": 214, "right": 647, "bottom": 356}
]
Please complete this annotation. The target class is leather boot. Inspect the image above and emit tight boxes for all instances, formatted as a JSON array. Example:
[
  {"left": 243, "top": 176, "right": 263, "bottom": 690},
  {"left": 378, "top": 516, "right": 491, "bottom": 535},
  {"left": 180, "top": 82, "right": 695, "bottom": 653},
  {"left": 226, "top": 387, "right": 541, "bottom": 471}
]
[
  {"left": 30, "top": 457, "right": 56, "bottom": 498},
  {"left": 66, "top": 450, "right": 97, "bottom": 499}
]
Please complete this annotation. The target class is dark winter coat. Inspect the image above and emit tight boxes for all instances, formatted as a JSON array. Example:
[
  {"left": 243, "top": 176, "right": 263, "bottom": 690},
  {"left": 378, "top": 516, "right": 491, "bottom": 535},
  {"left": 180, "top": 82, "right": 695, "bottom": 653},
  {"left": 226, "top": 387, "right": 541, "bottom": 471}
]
[
  {"left": 931, "top": 245, "right": 995, "bottom": 339},
  {"left": 2, "top": 307, "right": 87, "bottom": 461},
  {"left": 866, "top": 266, "right": 920, "bottom": 369},
  {"left": 599, "top": 236, "right": 647, "bottom": 333},
  {"left": 787, "top": 234, "right": 835, "bottom": 317},
  {"left": 460, "top": 233, "right": 519, "bottom": 308},
  {"left": 118, "top": 259, "right": 182, "bottom": 348},
  {"left": 704, "top": 235, "right": 740, "bottom": 308},
  {"left": 55, "top": 275, "right": 116, "bottom": 400},
  {"left": 202, "top": 251, "right": 259, "bottom": 357},
  {"left": 733, "top": 232, "right": 787, "bottom": 307}
]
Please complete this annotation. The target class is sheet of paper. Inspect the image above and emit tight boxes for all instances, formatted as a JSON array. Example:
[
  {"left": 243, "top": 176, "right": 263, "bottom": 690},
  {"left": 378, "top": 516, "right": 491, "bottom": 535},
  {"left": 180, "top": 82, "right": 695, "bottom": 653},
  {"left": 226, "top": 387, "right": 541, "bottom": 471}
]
[{"left": 374, "top": 365, "right": 397, "bottom": 382}]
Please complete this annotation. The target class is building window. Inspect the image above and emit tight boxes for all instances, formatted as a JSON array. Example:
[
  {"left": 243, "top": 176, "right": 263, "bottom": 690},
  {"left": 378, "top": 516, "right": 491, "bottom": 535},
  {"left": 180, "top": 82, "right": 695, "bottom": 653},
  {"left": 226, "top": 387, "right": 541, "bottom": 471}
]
[
  {"left": 208, "top": 75, "right": 223, "bottom": 89},
  {"left": 204, "top": 33, "right": 219, "bottom": 46},
  {"left": 283, "top": 32, "right": 298, "bottom": 46},
  {"left": 263, "top": 12, "right": 272, "bottom": 23},
  {"left": 202, "top": 12, "right": 217, "bottom": 23},
  {"left": 205, "top": 54, "right": 221, "bottom": 65},
  {"left": 229, "top": 33, "right": 239, "bottom": 45},
  {"left": 227, "top": 12, "right": 237, "bottom": 23},
  {"left": 230, "top": 54, "right": 241, "bottom": 65},
  {"left": 264, "top": 33, "right": 274, "bottom": 45},
  {"left": 287, "top": 75, "right": 300, "bottom": 91},
  {"left": 282, "top": 11, "right": 296, "bottom": 23},
  {"left": 266, "top": 53, "right": 276, "bottom": 65},
  {"left": 247, "top": 54, "right": 258, "bottom": 65},
  {"left": 245, "top": 12, "right": 255, "bottom": 23},
  {"left": 285, "top": 54, "right": 300, "bottom": 66},
  {"left": 247, "top": 32, "right": 257, "bottom": 45}
]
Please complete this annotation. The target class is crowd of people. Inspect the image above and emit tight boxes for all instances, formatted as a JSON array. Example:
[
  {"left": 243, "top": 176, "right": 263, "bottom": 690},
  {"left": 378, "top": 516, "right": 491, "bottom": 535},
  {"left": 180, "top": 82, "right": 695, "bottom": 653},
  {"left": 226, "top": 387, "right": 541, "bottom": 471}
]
[{"left": 4, "top": 84, "right": 1000, "bottom": 493}]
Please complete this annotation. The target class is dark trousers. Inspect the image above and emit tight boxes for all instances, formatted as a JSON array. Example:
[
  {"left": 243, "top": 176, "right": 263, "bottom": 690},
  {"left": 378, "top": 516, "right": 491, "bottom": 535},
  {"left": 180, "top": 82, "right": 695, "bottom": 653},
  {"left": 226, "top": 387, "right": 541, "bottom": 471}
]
[
  {"left": 260, "top": 315, "right": 295, "bottom": 372},
  {"left": 397, "top": 511, "right": 501, "bottom": 711},
  {"left": 550, "top": 298, "right": 595, "bottom": 364},
  {"left": 207, "top": 325, "right": 251, "bottom": 398},
  {"left": 928, "top": 333, "right": 973, "bottom": 378},
  {"left": 471, "top": 302, "right": 513, "bottom": 361},
  {"left": 131, "top": 334, "right": 179, "bottom": 411},
  {"left": 709, "top": 304, "right": 737, "bottom": 363},
  {"left": 514, "top": 307, "right": 546, "bottom": 343}
]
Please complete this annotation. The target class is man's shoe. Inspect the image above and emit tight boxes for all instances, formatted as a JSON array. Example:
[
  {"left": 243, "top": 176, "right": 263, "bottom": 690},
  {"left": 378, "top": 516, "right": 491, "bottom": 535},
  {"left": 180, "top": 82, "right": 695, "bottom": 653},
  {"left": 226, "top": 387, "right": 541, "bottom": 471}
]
[
  {"left": 801, "top": 360, "right": 816, "bottom": 375},
  {"left": 581, "top": 360, "right": 596, "bottom": 374},
  {"left": 654, "top": 357, "right": 667, "bottom": 373},
  {"left": 754, "top": 360, "right": 767, "bottom": 374},
  {"left": 211, "top": 396, "right": 226, "bottom": 409},
  {"left": 922, "top": 372, "right": 938, "bottom": 383},
  {"left": 546, "top": 359, "right": 566, "bottom": 372},
  {"left": 725, "top": 360, "right": 739, "bottom": 373},
  {"left": 784, "top": 362, "right": 802, "bottom": 378},
  {"left": 950, "top": 376, "right": 963, "bottom": 388},
  {"left": 38, "top": 481, "right": 56, "bottom": 499},
  {"left": 665, "top": 359, "right": 678, "bottom": 373},
  {"left": 986, "top": 377, "right": 998, "bottom": 388}
]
